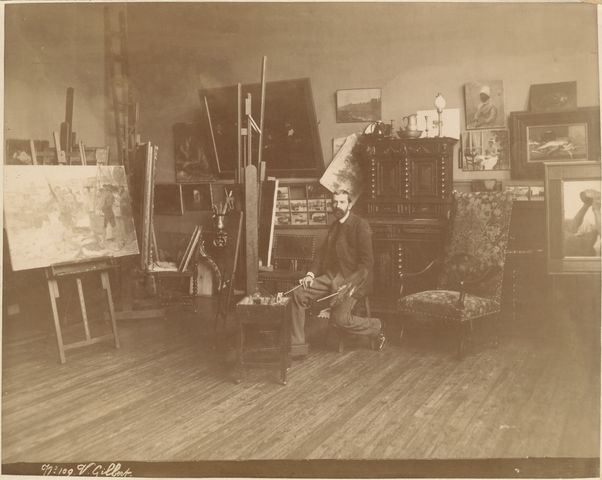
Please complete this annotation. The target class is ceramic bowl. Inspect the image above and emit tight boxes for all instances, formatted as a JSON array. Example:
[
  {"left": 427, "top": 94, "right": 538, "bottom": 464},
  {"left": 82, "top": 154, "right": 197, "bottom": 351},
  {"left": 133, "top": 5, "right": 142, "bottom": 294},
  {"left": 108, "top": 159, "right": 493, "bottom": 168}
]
[{"left": 397, "top": 129, "right": 423, "bottom": 139}]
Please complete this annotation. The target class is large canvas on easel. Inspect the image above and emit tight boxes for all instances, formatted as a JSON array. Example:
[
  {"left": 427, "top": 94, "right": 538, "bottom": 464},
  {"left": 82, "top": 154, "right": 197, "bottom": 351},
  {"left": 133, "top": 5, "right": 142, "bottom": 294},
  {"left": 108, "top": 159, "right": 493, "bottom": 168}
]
[
  {"left": 4, "top": 166, "right": 139, "bottom": 271},
  {"left": 199, "top": 78, "right": 324, "bottom": 178}
]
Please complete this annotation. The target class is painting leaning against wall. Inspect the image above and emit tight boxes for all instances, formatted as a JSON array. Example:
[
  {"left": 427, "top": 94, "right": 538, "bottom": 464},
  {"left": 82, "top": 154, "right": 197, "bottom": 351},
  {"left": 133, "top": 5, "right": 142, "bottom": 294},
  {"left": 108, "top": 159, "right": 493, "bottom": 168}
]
[{"left": 3, "top": 166, "right": 139, "bottom": 271}]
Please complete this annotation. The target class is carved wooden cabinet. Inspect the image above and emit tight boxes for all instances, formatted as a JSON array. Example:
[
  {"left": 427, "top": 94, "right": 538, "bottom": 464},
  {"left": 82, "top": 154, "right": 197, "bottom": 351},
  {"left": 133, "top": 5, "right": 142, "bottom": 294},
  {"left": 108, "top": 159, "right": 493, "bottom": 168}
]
[{"left": 358, "top": 137, "right": 457, "bottom": 313}]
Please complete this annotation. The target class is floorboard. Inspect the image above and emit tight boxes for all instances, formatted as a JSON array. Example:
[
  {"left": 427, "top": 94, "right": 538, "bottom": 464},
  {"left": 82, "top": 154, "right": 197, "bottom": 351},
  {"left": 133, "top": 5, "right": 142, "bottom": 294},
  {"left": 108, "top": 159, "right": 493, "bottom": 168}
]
[{"left": 2, "top": 301, "right": 599, "bottom": 463}]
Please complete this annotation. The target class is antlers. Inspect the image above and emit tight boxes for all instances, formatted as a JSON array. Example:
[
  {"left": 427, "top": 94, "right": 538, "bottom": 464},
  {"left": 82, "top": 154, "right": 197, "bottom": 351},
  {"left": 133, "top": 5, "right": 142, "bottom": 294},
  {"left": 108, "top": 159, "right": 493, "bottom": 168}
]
[{"left": 212, "top": 188, "right": 234, "bottom": 216}]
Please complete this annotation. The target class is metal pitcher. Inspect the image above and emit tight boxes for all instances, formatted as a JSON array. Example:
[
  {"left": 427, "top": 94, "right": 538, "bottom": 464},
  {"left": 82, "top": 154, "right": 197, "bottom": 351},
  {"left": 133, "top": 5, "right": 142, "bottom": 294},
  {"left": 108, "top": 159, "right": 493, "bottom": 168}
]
[{"left": 402, "top": 114, "right": 418, "bottom": 131}]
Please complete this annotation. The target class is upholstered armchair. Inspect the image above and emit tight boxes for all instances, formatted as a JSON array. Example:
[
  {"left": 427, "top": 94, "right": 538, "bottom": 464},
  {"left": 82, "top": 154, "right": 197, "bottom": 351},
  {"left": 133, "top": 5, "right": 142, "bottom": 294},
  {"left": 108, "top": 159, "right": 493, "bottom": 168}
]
[{"left": 397, "top": 191, "right": 513, "bottom": 357}]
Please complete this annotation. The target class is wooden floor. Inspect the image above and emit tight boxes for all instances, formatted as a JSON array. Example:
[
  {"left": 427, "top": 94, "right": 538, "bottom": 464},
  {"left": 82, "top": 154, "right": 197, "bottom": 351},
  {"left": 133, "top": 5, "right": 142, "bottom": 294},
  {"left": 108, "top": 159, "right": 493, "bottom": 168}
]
[{"left": 2, "top": 299, "right": 599, "bottom": 464}]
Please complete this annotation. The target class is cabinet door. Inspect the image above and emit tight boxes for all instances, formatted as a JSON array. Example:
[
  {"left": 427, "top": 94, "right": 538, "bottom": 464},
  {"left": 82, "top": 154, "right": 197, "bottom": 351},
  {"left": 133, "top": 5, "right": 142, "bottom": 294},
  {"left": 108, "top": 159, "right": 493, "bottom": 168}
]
[
  {"left": 376, "top": 157, "right": 403, "bottom": 198},
  {"left": 408, "top": 157, "right": 439, "bottom": 198}
]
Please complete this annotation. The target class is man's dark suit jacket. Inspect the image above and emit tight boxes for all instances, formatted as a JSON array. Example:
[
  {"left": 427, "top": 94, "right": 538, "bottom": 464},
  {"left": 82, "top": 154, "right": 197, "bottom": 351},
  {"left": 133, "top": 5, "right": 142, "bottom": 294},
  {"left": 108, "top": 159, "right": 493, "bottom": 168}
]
[{"left": 310, "top": 211, "right": 374, "bottom": 297}]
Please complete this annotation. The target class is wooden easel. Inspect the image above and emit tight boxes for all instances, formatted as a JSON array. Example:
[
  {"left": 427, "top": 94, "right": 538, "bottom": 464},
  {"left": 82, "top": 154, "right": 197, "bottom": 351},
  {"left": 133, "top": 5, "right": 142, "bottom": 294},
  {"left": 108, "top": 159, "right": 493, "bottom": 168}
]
[{"left": 45, "top": 257, "right": 120, "bottom": 364}]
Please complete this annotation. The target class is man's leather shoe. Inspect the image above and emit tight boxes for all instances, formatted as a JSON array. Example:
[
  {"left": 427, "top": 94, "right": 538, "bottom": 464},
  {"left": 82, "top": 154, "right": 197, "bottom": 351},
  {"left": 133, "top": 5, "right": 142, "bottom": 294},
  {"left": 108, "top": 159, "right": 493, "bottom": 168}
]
[{"left": 373, "top": 332, "right": 386, "bottom": 351}]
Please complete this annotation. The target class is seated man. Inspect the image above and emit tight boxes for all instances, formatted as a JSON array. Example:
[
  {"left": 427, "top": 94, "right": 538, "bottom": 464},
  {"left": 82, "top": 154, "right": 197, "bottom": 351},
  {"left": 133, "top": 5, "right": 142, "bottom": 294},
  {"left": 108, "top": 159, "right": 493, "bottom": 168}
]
[{"left": 290, "top": 190, "right": 385, "bottom": 356}]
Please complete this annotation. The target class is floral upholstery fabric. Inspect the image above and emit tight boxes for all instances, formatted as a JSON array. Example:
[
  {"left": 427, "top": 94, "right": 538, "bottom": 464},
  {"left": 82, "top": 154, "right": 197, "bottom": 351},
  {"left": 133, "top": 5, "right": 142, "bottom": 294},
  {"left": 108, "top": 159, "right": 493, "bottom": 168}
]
[
  {"left": 437, "top": 191, "right": 513, "bottom": 303},
  {"left": 398, "top": 290, "right": 501, "bottom": 324}
]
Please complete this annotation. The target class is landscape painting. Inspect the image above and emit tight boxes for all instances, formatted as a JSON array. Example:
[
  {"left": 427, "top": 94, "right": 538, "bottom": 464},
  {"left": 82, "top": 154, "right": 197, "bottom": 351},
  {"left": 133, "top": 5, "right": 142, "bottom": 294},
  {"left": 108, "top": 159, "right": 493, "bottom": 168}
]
[
  {"left": 4, "top": 166, "right": 139, "bottom": 271},
  {"left": 319, "top": 133, "right": 363, "bottom": 203},
  {"left": 336, "top": 88, "right": 381, "bottom": 123}
]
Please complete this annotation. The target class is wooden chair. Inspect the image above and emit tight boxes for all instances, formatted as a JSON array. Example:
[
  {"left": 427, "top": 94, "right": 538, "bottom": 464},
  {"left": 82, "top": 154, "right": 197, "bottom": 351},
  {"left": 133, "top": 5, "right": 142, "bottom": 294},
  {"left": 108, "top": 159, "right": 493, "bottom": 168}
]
[{"left": 397, "top": 191, "right": 513, "bottom": 358}]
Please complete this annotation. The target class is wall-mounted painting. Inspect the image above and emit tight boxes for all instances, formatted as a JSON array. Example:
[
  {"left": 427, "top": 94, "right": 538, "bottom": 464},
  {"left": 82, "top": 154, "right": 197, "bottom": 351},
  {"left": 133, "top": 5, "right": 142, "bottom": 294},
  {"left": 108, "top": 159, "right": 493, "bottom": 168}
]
[
  {"left": 464, "top": 80, "right": 505, "bottom": 129},
  {"left": 336, "top": 88, "right": 381, "bottom": 123},
  {"left": 3, "top": 166, "right": 139, "bottom": 271},
  {"left": 529, "top": 81, "right": 577, "bottom": 113},
  {"left": 461, "top": 129, "right": 509, "bottom": 171},
  {"left": 173, "top": 122, "right": 216, "bottom": 183},
  {"left": 545, "top": 161, "right": 601, "bottom": 274},
  {"left": 154, "top": 184, "right": 184, "bottom": 215},
  {"left": 199, "top": 78, "right": 323, "bottom": 178},
  {"left": 510, "top": 107, "right": 600, "bottom": 179}
]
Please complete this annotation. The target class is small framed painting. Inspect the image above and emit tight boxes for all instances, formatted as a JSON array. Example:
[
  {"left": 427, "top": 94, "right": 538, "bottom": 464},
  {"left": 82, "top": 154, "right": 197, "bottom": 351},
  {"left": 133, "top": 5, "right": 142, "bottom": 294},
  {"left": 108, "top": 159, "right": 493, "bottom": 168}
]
[
  {"left": 181, "top": 184, "right": 213, "bottom": 211},
  {"left": 336, "top": 88, "right": 381, "bottom": 123},
  {"left": 529, "top": 81, "right": 577, "bottom": 113},
  {"left": 464, "top": 80, "right": 505, "bottom": 130},
  {"left": 461, "top": 129, "right": 509, "bottom": 171}
]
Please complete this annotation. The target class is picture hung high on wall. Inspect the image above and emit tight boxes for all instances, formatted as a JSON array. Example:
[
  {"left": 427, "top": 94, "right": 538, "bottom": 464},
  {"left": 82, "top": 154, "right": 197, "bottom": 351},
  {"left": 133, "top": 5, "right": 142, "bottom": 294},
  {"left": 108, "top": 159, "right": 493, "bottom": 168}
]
[
  {"left": 461, "top": 129, "right": 510, "bottom": 171},
  {"left": 510, "top": 106, "right": 600, "bottom": 179},
  {"left": 336, "top": 88, "right": 382, "bottom": 123},
  {"left": 464, "top": 80, "right": 505, "bottom": 129},
  {"left": 545, "top": 161, "right": 600, "bottom": 274},
  {"left": 173, "top": 122, "right": 216, "bottom": 183},
  {"left": 3, "top": 165, "right": 139, "bottom": 271},
  {"left": 529, "top": 81, "right": 577, "bottom": 113},
  {"left": 200, "top": 78, "right": 324, "bottom": 178}
]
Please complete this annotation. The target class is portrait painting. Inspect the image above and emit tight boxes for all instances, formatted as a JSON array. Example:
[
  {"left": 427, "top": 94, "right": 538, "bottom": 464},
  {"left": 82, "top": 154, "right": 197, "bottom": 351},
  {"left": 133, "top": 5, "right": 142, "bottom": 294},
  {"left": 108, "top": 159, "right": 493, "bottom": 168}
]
[
  {"left": 562, "top": 180, "right": 600, "bottom": 258},
  {"left": 461, "top": 129, "right": 510, "bottom": 171},
  {"left": 529, "top": 81, "right": 577, "bottom": 113},
  {"left": 182, "top": 184, "right": 213, "bottom": 211},
  {"left": 545, "top": 161, "right": 601, "bottom": 274},
  {"left": 464, "top": 80, "right": 505, "bottom": 129},
  {"left": 3, "top": 165, "right": 139, "bottom": 271},
  {"left": 336, "top": 88, "right": 381, "bottom": 123},
  {"left": 173, "top": 122, "right": 216, "bottom": 183}
]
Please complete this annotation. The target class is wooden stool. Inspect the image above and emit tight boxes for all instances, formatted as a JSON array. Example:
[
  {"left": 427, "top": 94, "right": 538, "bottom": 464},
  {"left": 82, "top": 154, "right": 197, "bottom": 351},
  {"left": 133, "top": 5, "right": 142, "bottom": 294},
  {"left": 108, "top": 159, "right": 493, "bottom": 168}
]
[{"left": 234, "top": 295, "right": 291, "bottom": 385}]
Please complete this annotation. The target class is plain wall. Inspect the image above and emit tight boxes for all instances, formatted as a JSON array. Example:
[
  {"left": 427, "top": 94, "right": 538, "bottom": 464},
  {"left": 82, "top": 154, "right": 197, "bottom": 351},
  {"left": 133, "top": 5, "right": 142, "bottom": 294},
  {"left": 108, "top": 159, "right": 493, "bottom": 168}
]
[
  {"left": 123, "top": 2, "right": 599, "bottom": 183},
  {"left": 4, "top": 4, "right": 108, "bottom": 150},
  {"left": 4, "top": 3, "right": 598, "bottom": 180}
]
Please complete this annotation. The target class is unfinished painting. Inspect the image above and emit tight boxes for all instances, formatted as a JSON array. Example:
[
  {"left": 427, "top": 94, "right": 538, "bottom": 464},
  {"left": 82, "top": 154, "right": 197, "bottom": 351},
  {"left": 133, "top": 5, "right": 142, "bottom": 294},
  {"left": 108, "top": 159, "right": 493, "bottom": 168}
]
[
  {"left": 4, "top": 166, "right": 139, "bottom": 271},
  {"left": 319, "top": 133, "right": 363, "bottom": 203}
]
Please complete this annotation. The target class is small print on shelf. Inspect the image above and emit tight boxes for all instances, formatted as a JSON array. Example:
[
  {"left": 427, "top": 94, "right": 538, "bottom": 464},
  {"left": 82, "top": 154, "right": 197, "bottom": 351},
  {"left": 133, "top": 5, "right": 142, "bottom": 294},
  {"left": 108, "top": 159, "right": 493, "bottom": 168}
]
[
  {"left": 292, "top": 212, "right": 308, "bottom": 225},
  {"left": 309, "top": 211, "right": 328, "bottom": 225},
  {"left": 275, "top": 213, "right": 292, "bottom": 225},
  {"left": 505, "top": 185, "right": 545, "bottom": 201}
]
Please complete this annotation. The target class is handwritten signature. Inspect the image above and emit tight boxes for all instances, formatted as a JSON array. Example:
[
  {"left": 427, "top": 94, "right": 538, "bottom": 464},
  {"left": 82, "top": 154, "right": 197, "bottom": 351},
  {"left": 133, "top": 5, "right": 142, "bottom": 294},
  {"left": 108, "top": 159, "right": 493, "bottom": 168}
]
[{"left": 41, "top": 462, "right": 133, "bottom": 477}]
